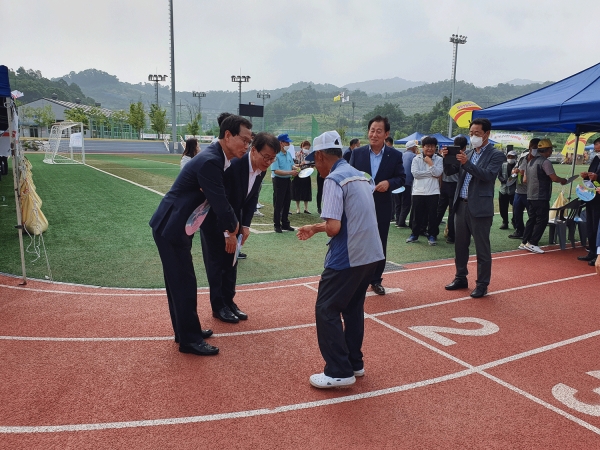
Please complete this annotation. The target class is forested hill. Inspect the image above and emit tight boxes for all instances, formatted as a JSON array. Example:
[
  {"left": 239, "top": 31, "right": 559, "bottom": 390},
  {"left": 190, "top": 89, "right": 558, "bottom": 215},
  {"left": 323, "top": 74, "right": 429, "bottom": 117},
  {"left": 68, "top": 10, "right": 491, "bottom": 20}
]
[{"left": 9, "top": 68, "right": 97, "bottom": 106}]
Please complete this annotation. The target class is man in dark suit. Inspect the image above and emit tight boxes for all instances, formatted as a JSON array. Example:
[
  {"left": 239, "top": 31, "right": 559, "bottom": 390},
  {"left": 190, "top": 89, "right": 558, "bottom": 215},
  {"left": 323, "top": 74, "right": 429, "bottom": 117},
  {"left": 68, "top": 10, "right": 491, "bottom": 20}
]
[
  {"left": 349, "top": 115, "right": 405, "bottom": 295},
  {"left": 149, "top": 115, "right": 252, "bottom": 356},
  {"left": 200, "top": 132, "right": 279, "bottom": 323},
  {"left": 443, "top": 118, "right": 505, "bottom": 298},
  {"left": 578, "top": 137, "right": 600, "bottom": 265}
]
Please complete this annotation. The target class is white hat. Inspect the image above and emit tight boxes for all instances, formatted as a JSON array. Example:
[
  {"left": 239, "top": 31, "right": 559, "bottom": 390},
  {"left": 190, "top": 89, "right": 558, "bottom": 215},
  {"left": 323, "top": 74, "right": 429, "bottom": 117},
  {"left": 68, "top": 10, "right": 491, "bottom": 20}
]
[
  {"left": 405, "top": 140, "right": 418, "bottom": 149},
  {"left": 305, "top": 130, "right": 344, "bottom": 162}
]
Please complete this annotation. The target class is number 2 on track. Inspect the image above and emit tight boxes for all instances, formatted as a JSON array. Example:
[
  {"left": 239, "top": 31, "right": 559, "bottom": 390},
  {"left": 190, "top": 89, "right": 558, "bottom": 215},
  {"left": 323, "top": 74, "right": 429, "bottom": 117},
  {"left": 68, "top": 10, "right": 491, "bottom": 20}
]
[
  {"left": 552, "top": 371, "right": 600, "bottom": 416},
  {"left": 408, "top": 317, "right": 499, "bottom": 346}
]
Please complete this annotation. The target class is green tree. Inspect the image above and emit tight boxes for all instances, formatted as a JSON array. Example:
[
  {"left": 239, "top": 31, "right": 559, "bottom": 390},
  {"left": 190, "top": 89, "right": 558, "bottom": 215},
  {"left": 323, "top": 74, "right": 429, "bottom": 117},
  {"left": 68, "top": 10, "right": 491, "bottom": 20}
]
[
  {"left": 186, "top": 113, "right": 201, "bottom": 136},
  {"left": 128, "top": 102, "right": 146, "bottom": 139},
  {"left": 362, "top": 102, "right": 408, "bottom": 136},
  {"left": 26, "top": 104, "right": 56, "bottom": 137},
  {"left": 64, "top": 107, "right": 89, "bottom": 125},
  {"left": 149, "top": 104, "right": 167, "bottom": 139}
]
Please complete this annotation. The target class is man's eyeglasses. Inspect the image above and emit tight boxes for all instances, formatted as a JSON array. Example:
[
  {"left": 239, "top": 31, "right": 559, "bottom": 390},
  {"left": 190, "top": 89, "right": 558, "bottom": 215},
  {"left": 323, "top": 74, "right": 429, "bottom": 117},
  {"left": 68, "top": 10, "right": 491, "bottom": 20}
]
[
  {"left": 235, "top": 135, "right": 252, "bottom": 147},
  {"left": 254, "top": 148, "right": 276, "bottom": 163}
]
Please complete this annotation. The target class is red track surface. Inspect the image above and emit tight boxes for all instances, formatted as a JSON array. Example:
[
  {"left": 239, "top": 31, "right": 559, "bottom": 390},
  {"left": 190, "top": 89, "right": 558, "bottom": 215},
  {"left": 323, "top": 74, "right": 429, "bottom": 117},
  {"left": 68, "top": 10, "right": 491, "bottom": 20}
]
[{"left": 1, "top": 246, "right": 599, "bottom": 449}]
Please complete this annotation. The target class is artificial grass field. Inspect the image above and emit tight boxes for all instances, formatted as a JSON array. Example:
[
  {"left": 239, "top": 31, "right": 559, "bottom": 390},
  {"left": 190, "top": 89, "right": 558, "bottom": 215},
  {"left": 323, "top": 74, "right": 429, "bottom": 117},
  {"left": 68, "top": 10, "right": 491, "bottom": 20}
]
[{"left": 0, "top": 152, "right": 588, "bottom": 288}]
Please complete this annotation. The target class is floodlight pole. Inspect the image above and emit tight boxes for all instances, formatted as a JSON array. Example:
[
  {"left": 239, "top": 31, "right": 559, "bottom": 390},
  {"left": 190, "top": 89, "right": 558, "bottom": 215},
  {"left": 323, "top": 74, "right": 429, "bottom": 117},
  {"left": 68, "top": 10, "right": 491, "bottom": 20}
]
[
  {"left": 257, "top": 90, "right": 270, "bottom": 131},
  {"left": 148, "top": 74, "right": 168, "bottom": 106},
  {"left": 448, "top": 34, "right": 467, "bottom": 138},
  {"left": 232, "top": 74, "right": 250, "bottom": 114},
  {"left": 168, "top": 0, "right": 178, "bottom": 153},
  {"left": 192, "top": 91, "right": 206, "bottom": 130}
]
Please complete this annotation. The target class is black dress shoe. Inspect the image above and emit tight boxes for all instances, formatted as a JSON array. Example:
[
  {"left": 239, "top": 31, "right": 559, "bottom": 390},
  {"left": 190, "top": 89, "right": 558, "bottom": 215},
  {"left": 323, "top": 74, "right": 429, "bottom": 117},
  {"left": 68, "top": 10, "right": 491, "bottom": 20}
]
[
  {"left": 212, "top": 307, "right": 239, "bottom": 323},
  {"left": 499, "top": 223, "right": 509, "bottom": 230},
  {"left": 470, "top": 285, "right": 488, "bottom": 298},
  {"left": 274, "top": 226, "right": 282, "bottom": 233},
  {"left": 577, "top": 254, "right": 596, "bottom": 261},
  {"left": 175, "top": 329, "right": 213, "bottom": 343},
  {"left": 237, "top": 252, "right": 247, "bottom": 259},
  {"left": 508, "top": 233, "right": 523, "bottom": 239},
  {"left": 282, "top": 225, "right": 295, "bottom": 231},
  {"left": 589, "top": 257, "right": 597, "bottom": 266},
  {"left": 179, "top": 341, "right": 219, "bottom": 356},
  {"left": 445, "top": 279, "right": 468, "bottom": 290},
  {"left": 371, "top": 283, "right": 386, "bottom": 295},
  {"left": 229, "top": 302, "right": 248, "bottom": 320}
]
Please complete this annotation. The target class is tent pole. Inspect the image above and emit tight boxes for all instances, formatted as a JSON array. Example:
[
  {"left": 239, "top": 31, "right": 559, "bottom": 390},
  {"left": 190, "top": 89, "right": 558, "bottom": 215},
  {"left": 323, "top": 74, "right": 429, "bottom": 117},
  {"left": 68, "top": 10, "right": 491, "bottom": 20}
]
[
  {"left": 8, "top": 100, "right": 27, "bottom": 285},
  {"left": 568, "top": 131, "right": 580, "bottom": 200}
]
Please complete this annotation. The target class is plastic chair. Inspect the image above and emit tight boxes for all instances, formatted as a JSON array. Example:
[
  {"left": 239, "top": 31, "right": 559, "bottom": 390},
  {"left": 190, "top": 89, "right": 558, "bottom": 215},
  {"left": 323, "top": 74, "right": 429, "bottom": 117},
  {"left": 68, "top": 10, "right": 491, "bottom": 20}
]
[{"left": 548, "top": 199, "right": 587, "bottom": 250}]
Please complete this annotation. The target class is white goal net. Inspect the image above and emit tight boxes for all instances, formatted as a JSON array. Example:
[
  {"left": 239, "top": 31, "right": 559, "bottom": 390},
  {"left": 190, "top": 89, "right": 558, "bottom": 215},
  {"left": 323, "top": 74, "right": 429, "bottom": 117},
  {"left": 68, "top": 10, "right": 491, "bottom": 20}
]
[{"left": 43, "top": 121, "right": 85, "bottom": 164}]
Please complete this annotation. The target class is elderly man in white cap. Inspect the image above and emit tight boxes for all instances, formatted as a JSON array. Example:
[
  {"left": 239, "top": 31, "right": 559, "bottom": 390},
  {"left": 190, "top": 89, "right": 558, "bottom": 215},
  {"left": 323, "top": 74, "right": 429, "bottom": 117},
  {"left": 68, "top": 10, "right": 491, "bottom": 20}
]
[
  {"left": 297, "top": 130, "right": 384, "bottom": 389},
  {"left": 396, "top": 140, "right": 419, "bottom": 227}
]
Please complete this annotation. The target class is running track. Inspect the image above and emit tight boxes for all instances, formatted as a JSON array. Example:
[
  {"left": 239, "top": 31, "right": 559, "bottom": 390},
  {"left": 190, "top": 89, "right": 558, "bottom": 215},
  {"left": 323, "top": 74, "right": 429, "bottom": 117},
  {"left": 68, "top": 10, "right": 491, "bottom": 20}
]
[{"left": 1, "top": 246, "right": 599, "bottom": 449}]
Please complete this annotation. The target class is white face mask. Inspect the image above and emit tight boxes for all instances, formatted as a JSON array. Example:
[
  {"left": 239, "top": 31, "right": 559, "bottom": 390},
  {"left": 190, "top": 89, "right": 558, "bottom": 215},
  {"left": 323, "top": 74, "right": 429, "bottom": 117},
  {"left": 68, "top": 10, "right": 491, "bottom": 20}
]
[
  {"left": 470, "top": 135, "right": 483, "bottom": 148},
  {"left": 507, "top": 158, "right": 515, "bottom": 163},
  {"left": 283, "top": 145, "right": 290, "bottom": 152},
  {"left": 531, "top": 149, "right": 538, "bottom": 156}
]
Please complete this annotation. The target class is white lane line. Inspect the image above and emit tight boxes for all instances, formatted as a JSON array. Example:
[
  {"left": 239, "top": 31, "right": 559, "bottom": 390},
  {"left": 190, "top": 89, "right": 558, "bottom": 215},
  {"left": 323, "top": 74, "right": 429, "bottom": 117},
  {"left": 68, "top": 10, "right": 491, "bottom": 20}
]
[
  {"left": 85, "top": 164, "right": 165, "bottom": 197},
  {"left": 303, "top": 283, "right": 319, "bottom": 292},
  {"left": 0, "top": 368, "right": 476, "bottom": 434},
  {"left": 0, "top": 323, "right": 317, "bottom": 342},
  {"left": 372, "top": 273, "right": 596, "bottom": 317},
  {"left": 366, "top": 287, "right": 403, "bottom": 297},
  {"left": 0, "top": 280, "right": 319, "bottom": 297},
  {"left": 130, "top": 157, "right": 179, "bottom": 166}
]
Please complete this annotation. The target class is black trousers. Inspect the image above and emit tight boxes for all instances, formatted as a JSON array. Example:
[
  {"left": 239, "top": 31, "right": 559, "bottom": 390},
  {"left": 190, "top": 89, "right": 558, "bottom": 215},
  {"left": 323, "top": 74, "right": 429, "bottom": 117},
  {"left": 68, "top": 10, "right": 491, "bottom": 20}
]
[
  {"left": 316, "top": 173, "right": 324, "bottom": 212},
  {"left": 372, "top": 201, "right": 391, "bottom": 285},
  {"left": 454, "top": 200, "right": 493, "bottom": 287},
  {"left": 315, "top": 261, "right": 379, "bottom": 378},
  {"left": 411, "top": 194, "right": 440, "bottom": 238},
  {"left": 152, "top": 230, "right": 205, "bottom": 345},
  {"left": 522, "top": 199, "right": 550, "bottom": 246},
  {"left": 584, "top": 199, "right": 600, "bottom": 256},
  {"left": 392, "top": 193, "right": 402, "bottom": 221},
  {"left": 273, "top": 177, "right": 291, "bottom": 228},
  {"left": 498, "top": 192, "right": 515, "bottom": 226},
  {"left": 436, "top": 181, "right": 457, "bottom": 240},
  {"left": 397, "top": 185, "right": 413, "bottom": 226},
  {"left": 512, "top": 193, "right": 527, "bottom": 236},
  {"left": 199, "top": 229, "right": 237, "bottom": 312}
]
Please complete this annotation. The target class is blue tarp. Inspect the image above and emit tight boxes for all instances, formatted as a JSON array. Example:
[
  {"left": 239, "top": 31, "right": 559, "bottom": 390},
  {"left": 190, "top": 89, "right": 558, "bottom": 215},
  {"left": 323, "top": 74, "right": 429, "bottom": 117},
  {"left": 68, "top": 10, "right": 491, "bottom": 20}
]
[
  {"left": 0, "top": 65, "right": 11, "bottom": 97},
  {"left": 471, "top": 62, "right": 600, "bottom": 133}
]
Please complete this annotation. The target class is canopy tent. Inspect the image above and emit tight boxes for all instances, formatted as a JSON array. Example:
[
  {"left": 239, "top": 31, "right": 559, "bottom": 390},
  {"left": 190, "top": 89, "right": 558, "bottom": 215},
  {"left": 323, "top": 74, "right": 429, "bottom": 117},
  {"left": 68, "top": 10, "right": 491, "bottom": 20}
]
[
  {"left": 394, "top": 132, "right": 453, "bottom": 146},
  {"left": 429, "top": 133, "right": 454, "bottom": 146},
  {"left": 471, "top": 62, "right": 600, "bottom": 134},
  {"left": 394, "top": 132, "right": 425, "bottom": 145},
  {"left": 452, "top": 134, "right": 498, "bottom": 146},
  {"left": 471, "top": 61, "right": 600, "bottom": 196}
]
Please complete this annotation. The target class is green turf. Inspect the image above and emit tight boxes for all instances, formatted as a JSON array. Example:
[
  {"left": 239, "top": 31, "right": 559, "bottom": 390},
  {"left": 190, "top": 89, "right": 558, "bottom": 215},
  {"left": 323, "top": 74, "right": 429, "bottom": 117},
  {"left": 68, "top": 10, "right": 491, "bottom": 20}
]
[{"left": 0, "top": 154, "right": 588, "bottom": 288}]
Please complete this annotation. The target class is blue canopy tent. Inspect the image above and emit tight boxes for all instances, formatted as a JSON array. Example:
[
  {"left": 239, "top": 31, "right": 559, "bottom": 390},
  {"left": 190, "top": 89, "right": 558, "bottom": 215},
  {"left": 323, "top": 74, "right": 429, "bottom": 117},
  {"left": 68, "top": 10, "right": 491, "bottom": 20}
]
[
  {"left": 394, "top": 132, "right": 425, "bottom": 145},
  {"left": 395, "top": 132, "right": 454, "bottom": 146},
  {"left": 471, "top": 62, "right": 600, "bottom": 196}
]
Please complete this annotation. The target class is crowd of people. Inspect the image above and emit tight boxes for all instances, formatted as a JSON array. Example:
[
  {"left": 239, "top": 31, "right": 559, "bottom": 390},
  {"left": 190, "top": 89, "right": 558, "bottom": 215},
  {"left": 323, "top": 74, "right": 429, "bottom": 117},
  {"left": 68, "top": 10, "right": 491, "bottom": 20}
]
[{"left": 150, "top": 112, "right": 599, "bottom": 389}]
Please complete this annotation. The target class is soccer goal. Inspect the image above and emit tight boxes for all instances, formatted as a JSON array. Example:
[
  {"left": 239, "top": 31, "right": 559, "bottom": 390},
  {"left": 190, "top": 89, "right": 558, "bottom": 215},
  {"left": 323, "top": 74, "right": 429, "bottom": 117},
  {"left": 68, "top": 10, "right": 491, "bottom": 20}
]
[{"left": 43, "top": 121, "right": 85, "bottom": 164}]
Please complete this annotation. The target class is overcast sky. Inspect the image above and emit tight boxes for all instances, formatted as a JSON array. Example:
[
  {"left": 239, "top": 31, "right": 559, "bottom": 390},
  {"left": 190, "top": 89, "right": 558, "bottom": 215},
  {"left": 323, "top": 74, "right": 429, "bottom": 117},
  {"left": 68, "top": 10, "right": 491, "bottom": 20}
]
[{"left": 5, "top": 0, "right": 600, "bottom": 92}]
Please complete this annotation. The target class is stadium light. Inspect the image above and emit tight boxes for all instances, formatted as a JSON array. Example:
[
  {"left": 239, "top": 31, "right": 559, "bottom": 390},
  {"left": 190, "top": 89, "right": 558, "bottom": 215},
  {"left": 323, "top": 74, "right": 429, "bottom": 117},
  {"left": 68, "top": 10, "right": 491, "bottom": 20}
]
[
  {"left": 148, "top": 74, "right": 168, "bottom": 107},
  {"left": 232, "top": 74, "right": 251, "bottom": 114},
  {"left": 257, "top": 90, "right": 270, "bottom": 131},
  {"left": 448, "top": 34, "right": 467, "bottom": 137},
  {"left": 192, "top": 91, "right": 206, "bottom": 130}
]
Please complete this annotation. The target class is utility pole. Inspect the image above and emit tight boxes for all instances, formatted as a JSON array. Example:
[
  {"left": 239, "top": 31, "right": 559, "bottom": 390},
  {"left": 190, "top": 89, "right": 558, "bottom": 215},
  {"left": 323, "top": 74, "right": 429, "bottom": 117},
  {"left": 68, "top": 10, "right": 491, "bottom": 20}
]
[
  {"left": 257, "top": 90, "right": 270, "bottom": 131},
  {"left": 351, "top": 101, "right": 356, "bottom": 137},
  {"left": 231, "top": 74, "right": 250, "bottom": 114},
  {"left": 168, "top": 0, "right": 177, "bottom": 152},
  {"left": 448, "top": 34, "right": 467, "bottom": 137}
]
